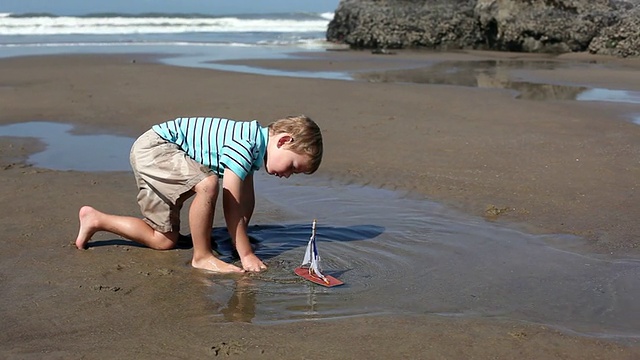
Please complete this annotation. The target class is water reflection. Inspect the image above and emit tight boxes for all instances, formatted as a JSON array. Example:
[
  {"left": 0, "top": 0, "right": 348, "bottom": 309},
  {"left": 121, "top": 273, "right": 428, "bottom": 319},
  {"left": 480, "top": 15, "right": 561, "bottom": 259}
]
[
  {"left": 577, "top": 88, "right": 640, "bottom": 104},
  {"left": 220, "top": 277, "right": 257, "bottom": 323},
  {"left": 355, "top": 60, "right": 640, "bottom": 104}
]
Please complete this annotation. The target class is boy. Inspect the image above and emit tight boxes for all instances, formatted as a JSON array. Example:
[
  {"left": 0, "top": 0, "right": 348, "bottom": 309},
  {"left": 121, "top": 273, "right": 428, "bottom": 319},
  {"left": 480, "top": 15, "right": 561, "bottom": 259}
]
[{"left": 75, "top": 115, "right": 323, "bottom": 273}]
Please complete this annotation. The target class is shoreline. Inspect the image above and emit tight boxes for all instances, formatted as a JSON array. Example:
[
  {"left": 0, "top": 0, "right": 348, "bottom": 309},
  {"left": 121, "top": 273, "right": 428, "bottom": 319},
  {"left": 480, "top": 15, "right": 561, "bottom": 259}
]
[{"left": 1, "top": 50, "right": 640, "bottom": 358}]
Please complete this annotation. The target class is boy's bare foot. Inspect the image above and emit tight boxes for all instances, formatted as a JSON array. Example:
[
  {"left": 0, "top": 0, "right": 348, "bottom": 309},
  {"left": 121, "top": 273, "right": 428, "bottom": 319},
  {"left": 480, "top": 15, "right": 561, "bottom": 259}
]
[
  {"left": 75, "top": 206, "right": 100, "bottom": 249},
  {"left": 192, "top": 255, "right": 245, "bottom": 273},
  {"left": 240, "top": 253, "right": 267, "bottom": 272}
]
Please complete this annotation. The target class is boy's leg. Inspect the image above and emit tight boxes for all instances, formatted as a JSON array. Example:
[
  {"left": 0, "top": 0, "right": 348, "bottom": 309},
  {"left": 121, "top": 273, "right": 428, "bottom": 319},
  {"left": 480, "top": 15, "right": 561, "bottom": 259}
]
[
  {"left": 75, "top": 206, "right": 178, "bottom": 250},
  {"left": 84, "top": 129, "right": 242, "bottom": 272},
  {"left": 75, "top": 200, "right": 244, "bottom": 274},
  {"left": 189, "top": 175, "right": 244, "bottom": 273}
]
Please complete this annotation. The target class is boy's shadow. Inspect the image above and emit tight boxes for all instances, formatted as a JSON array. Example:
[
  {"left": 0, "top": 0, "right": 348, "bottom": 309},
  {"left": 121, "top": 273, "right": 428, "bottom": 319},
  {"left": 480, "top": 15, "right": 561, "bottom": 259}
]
[{"left": 179, "top": 223, "right": 385, "bottom": 262}]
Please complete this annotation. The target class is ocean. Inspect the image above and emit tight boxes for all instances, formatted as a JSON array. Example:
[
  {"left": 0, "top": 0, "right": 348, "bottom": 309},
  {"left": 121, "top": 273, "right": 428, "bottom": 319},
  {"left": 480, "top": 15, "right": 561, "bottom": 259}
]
[{"left": 0, "top": 11, "right": 340, "bottom": 76}]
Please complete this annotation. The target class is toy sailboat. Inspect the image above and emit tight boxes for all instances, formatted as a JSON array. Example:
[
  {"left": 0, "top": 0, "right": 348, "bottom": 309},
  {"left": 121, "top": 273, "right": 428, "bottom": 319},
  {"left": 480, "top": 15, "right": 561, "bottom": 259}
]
[{"left": 294, "top": 219, "right": 344, "bottom": 287}]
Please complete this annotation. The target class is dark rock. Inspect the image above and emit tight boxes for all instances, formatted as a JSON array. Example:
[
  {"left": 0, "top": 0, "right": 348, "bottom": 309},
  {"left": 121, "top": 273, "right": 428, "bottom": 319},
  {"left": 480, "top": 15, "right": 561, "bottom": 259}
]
[
  {"left": 475, "top": 0, "right": 620, "bottom": 53},
  {"left": 589, "top": 4, "right": 640, "bottom": 57},
  {"left": 327, "top": 0, "right": 482, "bottom": 50},
  {"left": 326, "top": 0, "right": 640, "bottom": 56}
]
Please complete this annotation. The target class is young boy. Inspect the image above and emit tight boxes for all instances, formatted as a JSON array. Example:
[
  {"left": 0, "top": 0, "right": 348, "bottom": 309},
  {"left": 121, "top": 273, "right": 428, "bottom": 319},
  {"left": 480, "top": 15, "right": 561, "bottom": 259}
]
[{"left": 75, "top": 115, "right": 323, "bottom": 273}]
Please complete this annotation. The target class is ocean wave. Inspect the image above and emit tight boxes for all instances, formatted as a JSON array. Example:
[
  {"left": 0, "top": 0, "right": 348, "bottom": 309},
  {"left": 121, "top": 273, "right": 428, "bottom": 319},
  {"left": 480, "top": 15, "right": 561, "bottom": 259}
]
[
  {"left": 320, "top": 12, "right": 334, "bottom": 20},
  {"left": 0, "top": 41, "right": 259, "bottom": 48},
  {"left": 0, "top": 38, "right": 335, "bottom": 49},
  {"left": 0, "top": 12, "right": 333, "bottom": 36},
  {"left": 4, "top": 11, "right": 333, "bottom": 20}
]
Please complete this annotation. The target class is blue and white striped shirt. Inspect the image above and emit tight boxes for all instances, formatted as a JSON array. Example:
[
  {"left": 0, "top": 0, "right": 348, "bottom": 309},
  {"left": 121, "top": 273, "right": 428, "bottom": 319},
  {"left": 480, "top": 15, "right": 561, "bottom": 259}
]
[{"left": 152, "top": 117, "right": 269, "bottom": 180}]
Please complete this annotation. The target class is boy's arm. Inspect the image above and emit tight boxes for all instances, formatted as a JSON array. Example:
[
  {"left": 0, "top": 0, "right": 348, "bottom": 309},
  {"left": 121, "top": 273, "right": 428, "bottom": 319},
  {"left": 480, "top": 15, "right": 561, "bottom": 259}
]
[
  {"left": 222, "top": 168, "right": 266, "bottom": 272},
  {"left": 241, "top": 174, "right": 255, "bottom": 226}
]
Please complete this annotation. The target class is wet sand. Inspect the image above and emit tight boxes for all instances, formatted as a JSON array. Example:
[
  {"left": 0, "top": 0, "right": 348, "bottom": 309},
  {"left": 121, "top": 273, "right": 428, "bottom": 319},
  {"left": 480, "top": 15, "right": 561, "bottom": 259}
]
[{"left": 1, "top": 51, "right": 640, "bottom": 358}]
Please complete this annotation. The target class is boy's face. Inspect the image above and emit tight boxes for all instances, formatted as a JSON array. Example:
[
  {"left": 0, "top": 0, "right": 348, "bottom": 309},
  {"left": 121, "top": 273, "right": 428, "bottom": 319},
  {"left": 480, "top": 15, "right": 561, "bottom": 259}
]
[{"left": 265, "top": 134, "right": 311, "bottom": 178}]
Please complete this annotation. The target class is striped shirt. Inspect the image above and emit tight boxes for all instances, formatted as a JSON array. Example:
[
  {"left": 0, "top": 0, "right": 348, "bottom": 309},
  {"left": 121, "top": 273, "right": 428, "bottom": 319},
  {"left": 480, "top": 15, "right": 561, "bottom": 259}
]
[{"left": 152, "top": 117, "right": 269, "bottom": 180}]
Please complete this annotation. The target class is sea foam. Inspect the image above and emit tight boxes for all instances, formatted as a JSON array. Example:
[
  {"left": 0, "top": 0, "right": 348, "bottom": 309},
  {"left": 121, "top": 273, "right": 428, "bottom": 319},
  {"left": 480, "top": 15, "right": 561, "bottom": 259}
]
[{"left": 0, "top": 12, "right": 332, "bottom": 36}]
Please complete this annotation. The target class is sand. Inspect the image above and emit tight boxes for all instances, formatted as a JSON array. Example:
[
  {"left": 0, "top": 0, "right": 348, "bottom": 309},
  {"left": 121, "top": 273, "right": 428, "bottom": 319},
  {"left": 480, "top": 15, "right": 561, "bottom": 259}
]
[{"left": 1, "top": 50, "right": 640, "bottom": 359}]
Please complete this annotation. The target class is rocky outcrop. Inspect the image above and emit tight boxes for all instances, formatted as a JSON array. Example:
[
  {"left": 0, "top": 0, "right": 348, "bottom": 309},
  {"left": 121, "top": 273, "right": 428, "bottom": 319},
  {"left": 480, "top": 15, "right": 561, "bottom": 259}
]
[
  {"left": 326, "top": 0, "right": 481, "bottom": 50},
  {"left": 326, "top": 0, "right": 640, "bottom": 56},
  {"left": 475, "top": 0, "right": 619, "bottom": 53},
  {"left": 588, "top": 4, "right": 640, "bottom": 57}
]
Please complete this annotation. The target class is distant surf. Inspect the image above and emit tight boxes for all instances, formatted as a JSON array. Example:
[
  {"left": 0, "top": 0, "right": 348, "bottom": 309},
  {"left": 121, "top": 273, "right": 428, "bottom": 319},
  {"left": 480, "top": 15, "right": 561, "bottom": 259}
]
[
  {"left": 0, "top": 12, "right": 334, "bottom": 48},
  {"left": 0, "top": 12, "right": 332, "bottom": 35},
  {"left": 0, "top": 11, "right": 340, "bottom": 77}
]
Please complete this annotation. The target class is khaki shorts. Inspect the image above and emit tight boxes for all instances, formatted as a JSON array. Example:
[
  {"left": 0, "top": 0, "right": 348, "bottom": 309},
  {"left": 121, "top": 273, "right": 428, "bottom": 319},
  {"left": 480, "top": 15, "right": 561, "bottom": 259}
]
[{"left": 129, "top": 129, "right": 215, "bottom": 233}]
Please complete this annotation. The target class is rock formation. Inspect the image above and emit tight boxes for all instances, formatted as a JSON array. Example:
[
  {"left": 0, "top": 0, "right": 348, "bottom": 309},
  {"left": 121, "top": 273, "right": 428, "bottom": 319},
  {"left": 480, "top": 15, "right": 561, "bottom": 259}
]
[{"left": 326, "top": 0, "right": 640, "bottom": 57}]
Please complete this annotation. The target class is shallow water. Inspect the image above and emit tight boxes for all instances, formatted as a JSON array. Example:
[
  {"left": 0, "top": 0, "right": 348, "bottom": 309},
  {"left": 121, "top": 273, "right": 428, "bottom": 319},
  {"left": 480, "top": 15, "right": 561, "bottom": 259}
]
[
  {"left": 354, "top": 59, "right": 640, "bottom": 106},
  {"left": 187, "top": 56, "right": 640, "bottom": 108},
  {"left": 0, "top": 122, "right": 133, "bottom": 171},
  {"left": 210, "top": 175, "right": 640, "bottom": 341},
  {"left": 2, "top": 121, "right": 640, "bottom": 341}
]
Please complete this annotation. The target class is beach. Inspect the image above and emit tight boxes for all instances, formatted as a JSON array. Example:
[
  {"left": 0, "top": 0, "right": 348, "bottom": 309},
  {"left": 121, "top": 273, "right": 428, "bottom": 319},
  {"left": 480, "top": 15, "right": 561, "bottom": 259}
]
[{"left": 1, "top": 50, "right": 640, "bottom": 359}]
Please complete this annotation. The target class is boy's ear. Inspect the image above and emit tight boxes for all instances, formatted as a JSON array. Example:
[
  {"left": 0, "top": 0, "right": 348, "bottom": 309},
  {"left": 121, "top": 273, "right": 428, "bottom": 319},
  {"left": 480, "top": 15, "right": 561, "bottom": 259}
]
[{"left": 277, "top": 135, "right": 293, "bottom": 148}]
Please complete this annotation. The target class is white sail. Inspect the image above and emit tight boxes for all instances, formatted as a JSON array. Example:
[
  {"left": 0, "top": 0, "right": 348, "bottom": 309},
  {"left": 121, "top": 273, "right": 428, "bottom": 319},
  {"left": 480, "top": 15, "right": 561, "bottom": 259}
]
[{"left": 301, "top": 219, "right": 329, "bottom": 283}]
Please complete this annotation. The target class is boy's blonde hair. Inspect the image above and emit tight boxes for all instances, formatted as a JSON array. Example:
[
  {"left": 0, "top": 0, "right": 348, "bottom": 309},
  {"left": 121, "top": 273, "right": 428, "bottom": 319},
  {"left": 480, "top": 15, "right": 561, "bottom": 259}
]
[{"left": 268, "top": 115, "right": 323, "bottom": 174}]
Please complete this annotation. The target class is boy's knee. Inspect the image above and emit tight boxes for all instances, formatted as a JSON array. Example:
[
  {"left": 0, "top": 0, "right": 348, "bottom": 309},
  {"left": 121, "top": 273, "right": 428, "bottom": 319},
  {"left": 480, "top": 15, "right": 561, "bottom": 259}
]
[
  {"left": 151, "top": 231, "right": 180, "bottom": 250},
  {"left": 153, "top": 241, "right": 176, "bottom": 251},
  {"left": 195, "top": 175, "right": 219, "bottom": 196}
]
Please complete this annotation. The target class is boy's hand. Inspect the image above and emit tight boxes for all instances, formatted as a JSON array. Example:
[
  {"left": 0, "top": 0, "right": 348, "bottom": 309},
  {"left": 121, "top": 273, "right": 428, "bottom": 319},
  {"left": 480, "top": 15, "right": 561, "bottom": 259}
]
[{"left": 241, "top": 253, "right": 267, "bottom": 272}]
